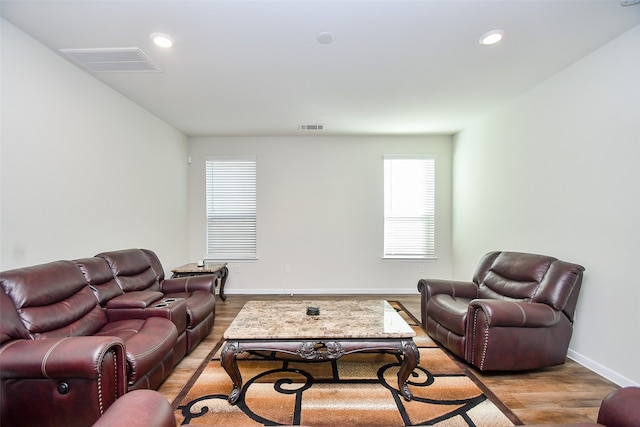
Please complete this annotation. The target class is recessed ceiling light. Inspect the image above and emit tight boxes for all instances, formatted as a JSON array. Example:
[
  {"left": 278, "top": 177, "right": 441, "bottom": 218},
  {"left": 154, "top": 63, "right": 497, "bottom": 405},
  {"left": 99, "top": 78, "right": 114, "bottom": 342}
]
[
  {"left": 150, "top": 32, "right": 175, "bottom": 48},
  {"left": 317, "top": 32, "right": 334, "bottom": 44},
  {"left": 479, "top": 29, "right": 505, "bottom": 46}
]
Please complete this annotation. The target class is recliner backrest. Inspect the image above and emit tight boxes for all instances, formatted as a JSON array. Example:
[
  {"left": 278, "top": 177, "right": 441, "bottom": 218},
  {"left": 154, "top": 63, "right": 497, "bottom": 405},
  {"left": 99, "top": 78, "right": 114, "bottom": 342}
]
[
  {"left": 473, "top": 251, "right": 585, "bottom": 320},
  {"left": 0, "top": 287, "right": 29, "bottom": 345},
  {"left": 96, "top": 249, "right": 161, "bottom": 293},
  {"left": 74, "top": 257, "right": 123, "bottom": 305},
  {"left": 141, "top": 249, "right": 166, "bottom": 283},
  {"left": 0, "top": 261, "right": 108, "bottom": 339}
]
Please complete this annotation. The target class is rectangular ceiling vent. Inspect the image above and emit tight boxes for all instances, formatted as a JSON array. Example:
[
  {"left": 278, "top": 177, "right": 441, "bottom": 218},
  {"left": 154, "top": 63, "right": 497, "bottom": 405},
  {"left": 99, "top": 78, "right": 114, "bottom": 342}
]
[
  {"left": 59, "top": 47, "right": 161, "bottom": 73},
  {"left": 298, "top": 124, "right": 324, "bottom": 131}
]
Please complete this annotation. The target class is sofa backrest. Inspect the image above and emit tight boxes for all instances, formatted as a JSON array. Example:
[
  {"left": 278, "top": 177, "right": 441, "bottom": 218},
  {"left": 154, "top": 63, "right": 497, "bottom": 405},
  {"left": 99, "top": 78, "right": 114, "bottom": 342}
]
[
  {"left": 96, "top": 249, "right": 161, "bottom": 293},
  {"left": 472, "top": 251, "right": 585, "bottom": 321},
  {"left": 74, "top": 257, "right": 123, "bottom": 306},
  {"left": 0, "top": 287, "right": 29, "bottom": 346},
  {"left": 141, "top": 249, "right": 166, "bottom": 282},
  {"left": 0, "top": 261, "right": 108, "bottom": 339}
]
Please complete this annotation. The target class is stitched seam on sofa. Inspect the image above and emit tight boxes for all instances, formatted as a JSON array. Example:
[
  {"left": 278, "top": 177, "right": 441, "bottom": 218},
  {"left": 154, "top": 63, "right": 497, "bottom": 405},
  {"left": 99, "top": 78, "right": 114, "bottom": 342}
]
[
  {"left": 41, "top": 337, "right": 70, "bottom": 378},
  {"left": 513, "top": 302, "right": 527, "bottom": 327},
  {"left": 543, "top": 304, "right": 560, "bottom": 324},
  {"left": 184, "top": 277, "right": 190, "bottom": 292},
  {"left": 0, "top": 339, "right": 21, "bottom": 359}
]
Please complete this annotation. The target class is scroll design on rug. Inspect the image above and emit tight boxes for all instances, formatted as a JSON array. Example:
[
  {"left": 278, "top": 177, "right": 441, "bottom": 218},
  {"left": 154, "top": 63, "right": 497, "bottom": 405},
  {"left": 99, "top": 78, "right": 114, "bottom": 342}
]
[{"left": 176, "top": 303, "right": 515, "bottom": 426}]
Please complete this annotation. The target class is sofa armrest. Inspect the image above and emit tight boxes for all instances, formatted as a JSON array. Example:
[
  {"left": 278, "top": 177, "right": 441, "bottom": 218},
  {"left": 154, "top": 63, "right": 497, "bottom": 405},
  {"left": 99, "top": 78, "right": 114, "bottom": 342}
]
[
  {"left": 597, "top": 387, "right": 640, "bottom": 427},
  {"left": 417, "top": 279, "right": 479, "bottom": 299},
  {"left": 0, "top": 337, "right": 127, "bottom": 426},
  {"left": 93, "top": 390, "right": 175, "bottom": 427},
  {"left": 467, "top": 300, "right": 561, "bottom": 328},
  {"left": 0, "top": 336, "right": 126, "bottom": 381},
  {"left": 105, "top": 291, "right": 164, "bottom": 309},
  {"left": 162, "top": 275, "right": 215, "bottom": 294}
]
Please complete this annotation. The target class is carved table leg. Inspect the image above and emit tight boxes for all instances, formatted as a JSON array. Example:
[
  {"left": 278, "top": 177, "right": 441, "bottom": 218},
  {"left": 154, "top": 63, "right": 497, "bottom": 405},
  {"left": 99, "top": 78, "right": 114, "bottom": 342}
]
[
  {"left": 397, "top": 340, "right": 420, "bottom": 401},
  {"left": 217, "top": 266, "right": 228, "bottom": 301},
  {"left": 220, "top": 341, "right": 242, "bottom": 404}
]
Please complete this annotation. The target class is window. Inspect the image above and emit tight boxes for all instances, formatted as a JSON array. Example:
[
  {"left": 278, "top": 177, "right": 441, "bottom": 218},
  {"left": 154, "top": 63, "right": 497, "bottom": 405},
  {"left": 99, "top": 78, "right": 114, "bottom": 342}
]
[
  {"left": 206, "top": 156, "right": 257, "bottom": 259},
  {"left": 383, "top": 157, "right": 435, "bottom": 258}
]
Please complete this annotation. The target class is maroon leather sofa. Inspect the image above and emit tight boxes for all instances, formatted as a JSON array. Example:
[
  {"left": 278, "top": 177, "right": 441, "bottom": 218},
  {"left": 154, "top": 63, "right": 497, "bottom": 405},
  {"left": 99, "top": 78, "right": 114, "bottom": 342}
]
[
  {"left": 418, "top": 251, "right": 585, "bottom": 371},
  {"left": 0, "top": 249, "right": 216, "bottom": 427}
]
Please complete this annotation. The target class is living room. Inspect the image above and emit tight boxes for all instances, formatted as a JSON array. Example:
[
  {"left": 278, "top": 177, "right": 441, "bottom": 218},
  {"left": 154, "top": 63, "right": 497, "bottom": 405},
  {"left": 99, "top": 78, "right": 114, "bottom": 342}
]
[{"left": 1, "top": 0, "right": 639, "bottom": 423}]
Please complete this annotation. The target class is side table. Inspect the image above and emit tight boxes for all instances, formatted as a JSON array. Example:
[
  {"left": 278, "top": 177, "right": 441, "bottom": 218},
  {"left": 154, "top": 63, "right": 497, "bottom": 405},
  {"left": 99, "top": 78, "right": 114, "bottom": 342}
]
[{"left": 171, "top": 262, "right": 229, "bottom": 301}]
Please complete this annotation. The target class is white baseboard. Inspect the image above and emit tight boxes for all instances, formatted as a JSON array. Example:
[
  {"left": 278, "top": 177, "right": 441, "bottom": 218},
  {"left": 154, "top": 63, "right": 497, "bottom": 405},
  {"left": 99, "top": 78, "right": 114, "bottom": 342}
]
[{"left": 567, "top": 349, "right": 639, "bottom": 387}]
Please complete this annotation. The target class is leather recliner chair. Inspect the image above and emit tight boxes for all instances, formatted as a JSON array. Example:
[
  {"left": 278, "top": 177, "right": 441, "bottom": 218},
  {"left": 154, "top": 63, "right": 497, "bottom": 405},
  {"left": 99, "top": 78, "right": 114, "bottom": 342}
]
[{"left": 418, "top": 251, "right": 585, "bottom": 371}]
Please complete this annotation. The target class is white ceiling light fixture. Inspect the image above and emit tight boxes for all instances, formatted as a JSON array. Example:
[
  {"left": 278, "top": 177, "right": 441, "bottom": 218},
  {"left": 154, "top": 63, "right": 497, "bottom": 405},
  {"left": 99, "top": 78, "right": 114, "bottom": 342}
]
[
  {"left": 150, "top": 32, "right": 175, "bottom": 48},
  {"left": 479, "top": 29, "right": 505, "bottom": 46}
]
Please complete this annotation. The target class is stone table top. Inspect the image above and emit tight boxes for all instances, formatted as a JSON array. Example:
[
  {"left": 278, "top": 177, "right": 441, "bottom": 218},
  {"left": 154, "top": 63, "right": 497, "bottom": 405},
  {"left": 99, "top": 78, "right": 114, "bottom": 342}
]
[
  {"left": 171, "top": 262, "right": 227, "bottom": 274},
  {"left": 223, "top": 299, "right": 416, "bottom": 340}
]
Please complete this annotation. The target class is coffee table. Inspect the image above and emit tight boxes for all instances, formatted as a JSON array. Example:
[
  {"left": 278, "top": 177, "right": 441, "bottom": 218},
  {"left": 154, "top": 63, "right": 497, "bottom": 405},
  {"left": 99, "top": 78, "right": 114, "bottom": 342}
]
[{"left": 220, "top": 299, "right": 419, "bottom": 404}]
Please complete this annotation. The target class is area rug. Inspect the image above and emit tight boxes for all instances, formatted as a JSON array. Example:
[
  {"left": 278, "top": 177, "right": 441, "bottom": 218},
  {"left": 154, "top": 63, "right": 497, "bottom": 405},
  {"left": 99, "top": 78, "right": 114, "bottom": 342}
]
[{"left": 175, "top": 302, "right": 518, "bottom": 426}]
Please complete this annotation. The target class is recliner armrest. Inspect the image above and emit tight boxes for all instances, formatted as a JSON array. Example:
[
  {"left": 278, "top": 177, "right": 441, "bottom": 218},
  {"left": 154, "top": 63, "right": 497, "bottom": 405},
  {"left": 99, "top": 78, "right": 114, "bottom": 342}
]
[
  {"left": 597, "top": 387, "right": 640, "bottom": 427},
  {"left": 417, "top": 279, "right": 479, "bottom": 300},
  {"left": 467, "top": 300, "right": 561, "bottom": 328},
  {"left": 0, "top": 336, "right": 126, "bottom": 381},
  {"left": 0, "top": 337, "right": 128, "bottom": 427},
  {"left": 93, "top": 390, "right": 175, "bottom": 427},
  {"left": 162, "top": 275, "right": 215, "bottom": 294}
]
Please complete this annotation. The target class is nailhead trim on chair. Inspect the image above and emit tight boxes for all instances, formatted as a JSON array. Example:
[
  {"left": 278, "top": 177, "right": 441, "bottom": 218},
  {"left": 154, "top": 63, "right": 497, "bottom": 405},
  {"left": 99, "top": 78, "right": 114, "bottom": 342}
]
[{"left": 471, "top": 308, "right": 491, "bottom": 370}]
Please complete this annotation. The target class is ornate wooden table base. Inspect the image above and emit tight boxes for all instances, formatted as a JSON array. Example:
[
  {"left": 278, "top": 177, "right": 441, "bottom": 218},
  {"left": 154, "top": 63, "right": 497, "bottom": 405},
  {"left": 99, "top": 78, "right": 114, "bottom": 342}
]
[
  {"left": 170, "top": 263, "right": 228, "bottom": 301},
  {"left": 220, "top": 338, "right": 419, "bottom": 404}
]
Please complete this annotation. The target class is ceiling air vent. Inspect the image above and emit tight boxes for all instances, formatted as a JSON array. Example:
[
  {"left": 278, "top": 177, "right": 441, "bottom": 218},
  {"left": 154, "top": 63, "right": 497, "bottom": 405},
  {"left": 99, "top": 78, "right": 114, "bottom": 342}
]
[
  {"left": 59, "top": 47, "right": 161, "bottom": 73},
  {"left": 298, "top": 124, "right": 324, "bottom": 131}
]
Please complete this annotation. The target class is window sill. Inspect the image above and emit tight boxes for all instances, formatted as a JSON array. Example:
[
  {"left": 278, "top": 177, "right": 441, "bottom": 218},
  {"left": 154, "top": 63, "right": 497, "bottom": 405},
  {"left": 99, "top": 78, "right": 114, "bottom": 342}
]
[{"left": 382, "top": 256, "right": 438, "bottom": 261}]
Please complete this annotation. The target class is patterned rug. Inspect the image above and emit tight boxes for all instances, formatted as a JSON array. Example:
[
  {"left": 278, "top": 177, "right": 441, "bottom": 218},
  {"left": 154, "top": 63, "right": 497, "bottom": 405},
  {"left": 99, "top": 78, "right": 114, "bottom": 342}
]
[{"left": 175, "top": 302, "right": 518, "bottom": 426}]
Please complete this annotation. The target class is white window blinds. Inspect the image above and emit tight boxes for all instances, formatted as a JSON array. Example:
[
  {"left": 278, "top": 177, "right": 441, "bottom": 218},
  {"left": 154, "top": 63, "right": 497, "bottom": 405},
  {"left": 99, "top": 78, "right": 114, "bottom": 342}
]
[
  {"left": 206, "top": 157, "right": 257, "bottom": 259},
  {"left": 383, "top": 157, "right": 435, "bottom": 258}
]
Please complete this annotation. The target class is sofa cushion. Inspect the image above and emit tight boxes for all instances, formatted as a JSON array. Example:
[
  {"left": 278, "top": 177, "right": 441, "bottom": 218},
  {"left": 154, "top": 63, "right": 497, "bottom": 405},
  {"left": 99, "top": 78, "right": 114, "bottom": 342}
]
[
  {"left": 478, "top": 252, "right": 555, "bottom": 301},
  {"left": 140, "top": 248, "right": 166, "bottom": 282},
  {"left": 0, "top": 288, "right": 29, "bottom": 344},
  {"left": 0, "top": 260, "right": 108, "bottom": 338},
  {"left": 96, "top": 317, "right": 178, "bottom": 386},
  {"left": 74, "top": 257, "right": 123, "bottom": 305},
  {"left": 96, "top": 249, "right": 160, "bottom": 293},
  {"left": 427, "top": 294, "right": 471, "bottom": 336},
  {"left": 105, "top": 291, "right": 164, "bottom": 309}
]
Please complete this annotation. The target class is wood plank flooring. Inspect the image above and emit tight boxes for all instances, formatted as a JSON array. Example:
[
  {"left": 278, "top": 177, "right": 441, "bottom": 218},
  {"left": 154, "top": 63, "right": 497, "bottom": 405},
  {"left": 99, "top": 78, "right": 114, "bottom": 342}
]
[{"left": 158, "top": 294, "right": 619, "bottom": 425}]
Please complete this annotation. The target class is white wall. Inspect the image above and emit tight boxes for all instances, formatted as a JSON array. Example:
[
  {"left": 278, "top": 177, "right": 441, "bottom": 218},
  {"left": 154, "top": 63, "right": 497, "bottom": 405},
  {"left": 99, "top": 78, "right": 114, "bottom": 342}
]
[
  {"left": 0, "top": 19, "right": 189, "bottom": 272},
  {"left": 452, "top": 25, "right": 640, "bottom": 386},
  {"left": 188, "top": 136, "right": 453, "bottom": 294}
]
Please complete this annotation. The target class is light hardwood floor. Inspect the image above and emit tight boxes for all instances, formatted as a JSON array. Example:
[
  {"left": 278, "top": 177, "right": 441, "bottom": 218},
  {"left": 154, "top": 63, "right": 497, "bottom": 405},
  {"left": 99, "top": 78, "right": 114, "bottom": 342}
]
[{"left": 158, "top": 294, "right": 619, "bottom": 426}]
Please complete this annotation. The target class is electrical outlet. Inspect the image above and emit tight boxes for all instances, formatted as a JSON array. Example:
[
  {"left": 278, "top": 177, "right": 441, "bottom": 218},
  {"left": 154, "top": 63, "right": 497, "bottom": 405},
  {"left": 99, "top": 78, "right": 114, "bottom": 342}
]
[
  {"left": 284, "top": 264, "right": 291, "bottom": 273},
  {"left": 234, "top": 265, "right": 241, "bottom": 274}
]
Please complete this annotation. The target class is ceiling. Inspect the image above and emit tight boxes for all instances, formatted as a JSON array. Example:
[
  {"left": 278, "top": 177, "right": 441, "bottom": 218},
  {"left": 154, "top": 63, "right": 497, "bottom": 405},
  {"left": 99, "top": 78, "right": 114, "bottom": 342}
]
[{"left": 2, "top": 0, "right": 640, "bottom": 137}]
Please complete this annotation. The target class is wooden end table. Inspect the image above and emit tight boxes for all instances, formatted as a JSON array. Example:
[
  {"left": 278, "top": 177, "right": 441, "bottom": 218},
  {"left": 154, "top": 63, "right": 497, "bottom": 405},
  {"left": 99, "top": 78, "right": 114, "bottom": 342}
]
[
  {"left": 220, "top": 300, "right": 419, "bottom": 404},
  {"left": 170, "top": 262, "right": 229, "bottom": 301}
]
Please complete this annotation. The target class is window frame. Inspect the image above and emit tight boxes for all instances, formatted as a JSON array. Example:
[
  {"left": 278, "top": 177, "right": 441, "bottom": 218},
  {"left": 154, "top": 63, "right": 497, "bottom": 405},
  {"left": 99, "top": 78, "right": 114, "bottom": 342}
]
[
  {"left": 383, "top": 156, "right": 436, "bottom": 260},
  {"left": 205, "top": 155, "right": 257, "bottom": 260}
]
